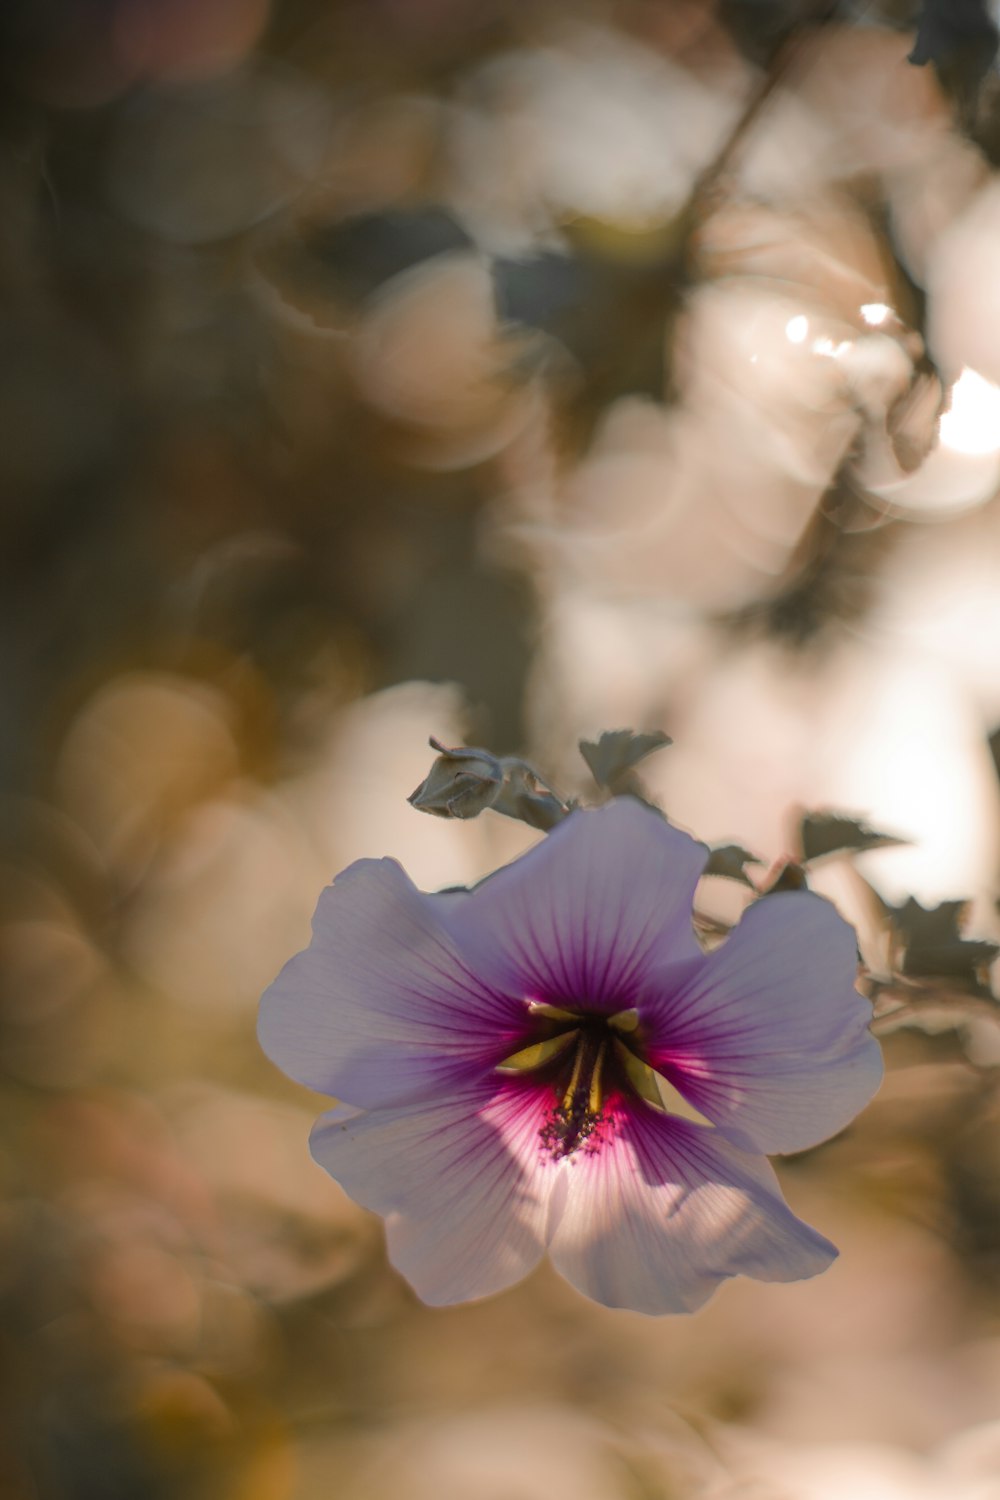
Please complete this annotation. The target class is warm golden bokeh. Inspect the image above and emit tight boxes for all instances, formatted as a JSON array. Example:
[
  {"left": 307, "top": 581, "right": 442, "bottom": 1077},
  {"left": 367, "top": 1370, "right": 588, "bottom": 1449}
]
[{"left": 2, "top": 2, "right": 1000, "bottom": 1497}]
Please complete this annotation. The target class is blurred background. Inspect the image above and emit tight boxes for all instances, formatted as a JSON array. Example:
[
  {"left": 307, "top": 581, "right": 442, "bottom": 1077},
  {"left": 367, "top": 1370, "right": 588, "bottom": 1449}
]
[{"left": 3, "top": 1, "right": 1000, "bottom": 1496}]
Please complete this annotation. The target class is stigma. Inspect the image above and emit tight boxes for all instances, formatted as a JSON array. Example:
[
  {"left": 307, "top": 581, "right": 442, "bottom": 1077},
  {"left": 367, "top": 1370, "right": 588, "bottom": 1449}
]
[{"left": 549, "top": 1028, "right": 609, "bottom": 1155}]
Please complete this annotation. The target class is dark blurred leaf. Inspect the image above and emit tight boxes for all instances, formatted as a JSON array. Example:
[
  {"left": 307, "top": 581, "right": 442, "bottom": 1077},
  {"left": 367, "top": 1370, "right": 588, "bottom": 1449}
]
[
  {"left": 893, "top": 896, "right": 998, "bottom": 992},
  {"left": 989, "top": 723, "right": 1000, "bottom": 785},
  {"left": 722, "top": 455, "right": 887, "bottom": 646},
  {"left": 493, "top": 232, "right": 685, "bottom": 443},
  {"left": 306, "top": 207, "right": 473, "bottom": 302},
  {"left": 800, "top": 811, "right": 907, "bottom": 862},
  {"left": 703, "top": 844, "right": 763, "bottom": 887},
  {"left": 908, "top": 0, "right": 999, "bottom": 123},
  {"left": 762, "top": 859, "right": 809, "bottom": 894},
  {"left": 887, "top": 369, "right": 943, "bottom": 473},
  {"left": 717, "top": 0, "right": 806, "bottom": 66},
  {"left": 579, "top": 729, "right": 672, "bottom": 790},
  {"left": 492, "top": 251, "right": 595, "bottom": 334},
  {"left": 908, "top": 0, "right": 998, "bottom": 68}
]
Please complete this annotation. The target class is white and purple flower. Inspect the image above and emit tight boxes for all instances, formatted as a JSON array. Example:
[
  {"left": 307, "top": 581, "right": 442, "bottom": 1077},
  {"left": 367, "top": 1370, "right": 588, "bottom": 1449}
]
[{"left": 259, "top": 798, "right": 882, "bottom": 1314}]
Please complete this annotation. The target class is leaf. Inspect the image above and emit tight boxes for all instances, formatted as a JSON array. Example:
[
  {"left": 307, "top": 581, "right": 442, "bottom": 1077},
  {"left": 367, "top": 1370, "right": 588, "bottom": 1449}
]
[
  {"left": 908, "top": 0, "right": 999, "bottom": 126},
  {"left": 908, "top": 0, "right": 997, "bottom": 73},
  {"left": 716, "top": 0, "right": 805, "bottom": 67},
  {"left": 492, "top": 250, "right": 596, "bottom": 336},
  {"left": 892, "top": 897, "right": 998, "bottom": 993},
  {"left": 800, "top": 811, "right": 907, "bottom": 863},
  {"left": 702, "top": 844, "right": 762, "bottom": 887},
  {"left": 989, "top": 723, "right": 1000, "bottom": 785},
  {"left": 494, "top": 241, "right": 683, "bottom": 444},
  {"left": 307, "top": 207, "right": 473, "bottom": 303},
  {"left": 579, "top": 729, "right": 672, "bottom": 791}
]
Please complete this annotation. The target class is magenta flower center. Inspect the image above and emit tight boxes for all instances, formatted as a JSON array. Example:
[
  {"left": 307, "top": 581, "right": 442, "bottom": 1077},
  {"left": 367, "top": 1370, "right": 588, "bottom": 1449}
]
[{"left": 498, "top": 1002, "right": 655, "bottom": 1159}]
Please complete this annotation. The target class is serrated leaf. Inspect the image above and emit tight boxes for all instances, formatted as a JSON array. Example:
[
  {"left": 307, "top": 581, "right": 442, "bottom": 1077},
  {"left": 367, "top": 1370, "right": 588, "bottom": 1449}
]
[
  {"left": 800, "top": 812, "right": 907, "bottom": 863},
  {"left": 702, "top": 844, "right": 762, "bottom": 887},
  {"left": 579, "top": 729, "right": 672, "bottom": 790},
  {"left": 893, "top": 896, "right": 998, "bottom": 992}
]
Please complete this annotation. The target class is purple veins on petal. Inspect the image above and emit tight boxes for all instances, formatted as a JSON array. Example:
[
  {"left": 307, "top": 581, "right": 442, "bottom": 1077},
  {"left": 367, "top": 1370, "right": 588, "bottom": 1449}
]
[
  {"left": 310, "top": 1081, "right": 555, "bottom": 1306},
  {"left": 641, "top": 890, "right": 884, "bottom": 1156},
  {"left": 547, "top": 1102, "right": 837, "bottom": 1316},
  {"left": 257, "top": 856, "right": 526, "bottom": 1110},
  {"left": 440, "top": 797, "right": 710, "bottom": 1010}
]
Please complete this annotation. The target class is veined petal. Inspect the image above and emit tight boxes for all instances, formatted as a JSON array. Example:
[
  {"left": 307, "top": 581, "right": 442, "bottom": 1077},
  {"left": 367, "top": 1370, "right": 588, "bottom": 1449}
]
[
  {"left": 643, "top": 893, "right": 883, "bottom": 1155},
  {"left": 310, "top": 1081, "right": 554, "bottom": 1305},
  {"left": 547, "top": 1101, "right": 836, "bottom": 1315},
  {"left": 444, "top": 800, "right": 709, "bottom": 1012},
  {"left": 258, "top": 859, "right": 525, "bottom": 1109}
]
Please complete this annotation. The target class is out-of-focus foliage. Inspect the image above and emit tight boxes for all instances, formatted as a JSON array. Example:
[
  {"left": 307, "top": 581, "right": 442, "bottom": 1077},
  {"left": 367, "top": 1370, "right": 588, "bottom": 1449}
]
[
  {"left": 578, "top": 727, "right": 673, "bottom": 794},
  {"left": 908, "top": 0, "right": 999, "bottom": 126},
  {"left": 799, "top": 811, "right": 907, "bottom": 863},
  {"left": 4, "top": 1, "right": 1000, "bottom": 1497}
]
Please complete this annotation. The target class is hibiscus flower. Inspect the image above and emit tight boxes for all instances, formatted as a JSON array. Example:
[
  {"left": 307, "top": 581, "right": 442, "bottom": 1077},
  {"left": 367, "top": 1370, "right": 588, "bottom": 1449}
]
[{"left": 258, "top": 798, "right": 882, "bottom": 1313}]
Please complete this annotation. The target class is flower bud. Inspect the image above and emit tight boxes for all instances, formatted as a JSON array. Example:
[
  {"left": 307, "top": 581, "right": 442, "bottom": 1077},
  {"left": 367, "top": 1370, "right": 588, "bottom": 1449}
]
[{"left": 407, "top": 739, "right": 504, "bottom": 820}]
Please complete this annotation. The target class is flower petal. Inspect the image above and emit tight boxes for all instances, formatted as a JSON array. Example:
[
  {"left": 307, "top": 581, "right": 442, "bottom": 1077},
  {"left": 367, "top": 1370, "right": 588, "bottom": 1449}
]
[
  {"left": 445, "top": 800, "right": 709, "bottom": 1012},
  {"left": 547, "top": 1101, "right": 836, "bottom": 1314},
  {"left": 310, "top": 1081, "right": 554, "bottom": 1305},
  {"left": 258, "top": 859, "right": 525, "bottom": 1108},
  {"left": 643, "top": 892, "right": 883, "bottom": 1155}
]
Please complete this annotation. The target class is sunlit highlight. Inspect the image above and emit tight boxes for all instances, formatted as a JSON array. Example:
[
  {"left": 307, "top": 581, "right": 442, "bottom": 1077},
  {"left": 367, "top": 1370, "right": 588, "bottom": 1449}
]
[
  {"left": 813, "top": 336, "right": 853, "bottom": 359},
  {"left": 837, "top": 660, "right": 997, "bottom": 904},
  {"left": 938, "top": 367, "right": 1000, "bottom": 457}
]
